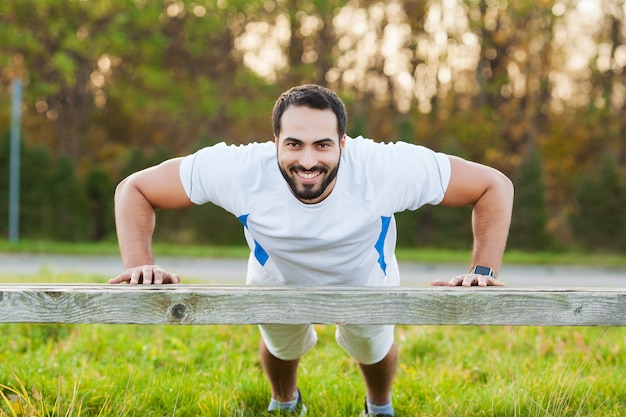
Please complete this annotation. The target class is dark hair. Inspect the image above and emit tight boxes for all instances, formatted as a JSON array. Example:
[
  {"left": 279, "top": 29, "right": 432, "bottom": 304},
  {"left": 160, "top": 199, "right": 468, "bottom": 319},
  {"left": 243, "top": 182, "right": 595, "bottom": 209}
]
[{"left": 272, "top": 84, "right": 347, "bottom": 138}]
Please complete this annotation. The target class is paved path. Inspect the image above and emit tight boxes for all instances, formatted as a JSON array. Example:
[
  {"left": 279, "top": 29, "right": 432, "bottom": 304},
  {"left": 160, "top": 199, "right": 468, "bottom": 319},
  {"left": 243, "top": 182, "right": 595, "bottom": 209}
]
[{"left": 1, "top": 253, "right": 625, "bottom": 287}]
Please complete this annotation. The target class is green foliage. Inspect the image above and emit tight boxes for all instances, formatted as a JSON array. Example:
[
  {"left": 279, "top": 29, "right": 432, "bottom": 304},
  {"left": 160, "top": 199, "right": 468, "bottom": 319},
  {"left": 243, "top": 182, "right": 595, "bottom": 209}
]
[
  {"left": 15, "top": 145, "right": 92, "bottom": 241},
  {"left": 571, "top": 155, "right": 626, "bottom": 251},
  {"left": 1, "top": 0, "right": 626, "bottom": 251},
  {"left": 18, "top": 144, "right": 55, "bottom": 239},
  {"left": 396, "top": 205, "right": 473, "bottom": 249},
  {"left": 0, "top": 134, "right": 111, "bottom": 242},
  {"left": 50, "top": 157, "right": 91, "bottom": 241},
  {"left": 84, "top": 167, "right": 115, "bottom": 241},
  {"left": 509, "top": 148, "right": 552, "bottom": 250}
]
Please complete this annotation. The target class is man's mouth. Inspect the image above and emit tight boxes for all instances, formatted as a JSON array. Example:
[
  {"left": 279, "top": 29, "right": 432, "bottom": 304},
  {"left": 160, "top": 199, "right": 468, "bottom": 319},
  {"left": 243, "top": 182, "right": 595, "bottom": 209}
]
[
  {"left": 280, "top": 161, "right": 339, "bottom": 202},
  {"left": 296, "top": 170, "right": 321, "bottom": 180}
]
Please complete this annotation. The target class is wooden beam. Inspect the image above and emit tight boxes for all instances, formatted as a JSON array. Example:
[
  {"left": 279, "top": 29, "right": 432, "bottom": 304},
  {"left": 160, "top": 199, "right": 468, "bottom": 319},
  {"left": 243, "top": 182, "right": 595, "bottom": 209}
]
[{"left": 1, "top": 285, "right": 625, "bottom": 326}]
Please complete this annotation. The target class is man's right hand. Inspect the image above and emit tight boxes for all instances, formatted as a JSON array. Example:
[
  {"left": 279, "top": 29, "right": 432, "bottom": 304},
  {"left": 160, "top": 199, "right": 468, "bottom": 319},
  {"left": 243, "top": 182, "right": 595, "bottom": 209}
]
[
  {"left": 109, "top": 265, "right": 181, "bottom": 285},
  {"left": 113, "top": 158, "right": 190, "bottom": 286}
]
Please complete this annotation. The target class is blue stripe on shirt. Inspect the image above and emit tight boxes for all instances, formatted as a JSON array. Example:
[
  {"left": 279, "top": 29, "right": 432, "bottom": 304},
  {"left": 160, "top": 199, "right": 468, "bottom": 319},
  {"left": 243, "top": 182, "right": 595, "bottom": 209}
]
[
  {"left": 238, "top": 214, "right": 269, "bottom": 266},
  {"left": 375, "top": 216, "right": 391, "bottom": 275}
]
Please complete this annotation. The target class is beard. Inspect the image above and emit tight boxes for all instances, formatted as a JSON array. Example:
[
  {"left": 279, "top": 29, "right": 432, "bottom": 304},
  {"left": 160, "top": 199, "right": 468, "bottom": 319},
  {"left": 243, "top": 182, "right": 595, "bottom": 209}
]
[{"left": 278, "top": 160, "right": 341, "bottom": 202}]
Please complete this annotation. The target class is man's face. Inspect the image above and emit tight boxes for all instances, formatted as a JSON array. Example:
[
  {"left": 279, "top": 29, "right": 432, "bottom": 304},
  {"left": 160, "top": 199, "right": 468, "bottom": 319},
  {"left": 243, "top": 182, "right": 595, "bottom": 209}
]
[{"left": 276, "top": 105, "right": 346, "bottom": 204}]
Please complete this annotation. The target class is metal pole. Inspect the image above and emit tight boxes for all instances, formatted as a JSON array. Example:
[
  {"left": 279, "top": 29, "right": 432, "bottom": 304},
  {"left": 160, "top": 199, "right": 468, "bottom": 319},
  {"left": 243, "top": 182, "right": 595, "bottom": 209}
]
[{"left": 9, "top": 78, "right": 23, "bottom": 243}]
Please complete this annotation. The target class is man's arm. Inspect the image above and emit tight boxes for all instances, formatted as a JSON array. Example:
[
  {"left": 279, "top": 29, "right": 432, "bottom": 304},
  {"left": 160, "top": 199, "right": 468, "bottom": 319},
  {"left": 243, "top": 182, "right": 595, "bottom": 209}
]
[
  {"left": 432, "top": 155, "right": 514, "bottom": 287},
  {"left": 110, "top": 158, "right": 193, "bottom": 285}
]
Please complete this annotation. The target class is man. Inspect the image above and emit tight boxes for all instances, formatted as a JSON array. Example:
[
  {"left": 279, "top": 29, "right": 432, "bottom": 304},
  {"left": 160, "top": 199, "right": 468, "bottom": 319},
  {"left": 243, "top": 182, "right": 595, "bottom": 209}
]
[{"left": 111, "top": 84, "right": 514, "bottom": 416}]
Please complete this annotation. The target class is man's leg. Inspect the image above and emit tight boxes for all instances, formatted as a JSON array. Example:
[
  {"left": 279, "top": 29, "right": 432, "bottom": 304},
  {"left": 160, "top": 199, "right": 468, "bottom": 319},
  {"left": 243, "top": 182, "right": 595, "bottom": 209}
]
[
  {"left": 259, "top": 339, "right": 300, "bottom": 402},
  {"left": 258, "top": 324, "right": 316, "bottom": 414},
  {"left": 358, "top": 341, "right": 399, "bottom": 405}
]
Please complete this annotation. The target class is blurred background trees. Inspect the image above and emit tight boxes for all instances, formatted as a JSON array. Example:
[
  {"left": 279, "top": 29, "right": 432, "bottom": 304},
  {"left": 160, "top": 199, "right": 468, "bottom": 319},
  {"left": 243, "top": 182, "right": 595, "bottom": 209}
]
[{"left": 1, "top": 0, "right": 625, "bottom": 252}]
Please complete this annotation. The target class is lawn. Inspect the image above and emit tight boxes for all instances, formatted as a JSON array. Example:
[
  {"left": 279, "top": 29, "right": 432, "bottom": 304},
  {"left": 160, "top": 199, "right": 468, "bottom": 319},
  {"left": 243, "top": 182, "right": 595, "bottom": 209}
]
[
  {"left": 1, "top": 270, "right": 626, "bottom": 416},
  {"left": 3, "top": 239, "right": 626, "bottom": 267}
]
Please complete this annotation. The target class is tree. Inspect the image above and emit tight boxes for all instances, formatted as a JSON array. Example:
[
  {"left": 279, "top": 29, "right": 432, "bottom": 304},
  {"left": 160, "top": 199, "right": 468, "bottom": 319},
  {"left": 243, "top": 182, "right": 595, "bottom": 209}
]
[
  {"left": 85, "top": 166, "right": 115, "bottom": 241},
  {"left": 2, "top": 0, "right": 626, "bottom": 250},
  {"left": 509, "top": 148, "right": 551, "bottom": 250},
  {"left": 19, "top": 144, "right": 55, "bottom": 239},
  {"left": 50, "top": 156, "right": 90, "bottom": 241},
  {"left": 571, "top": 155, "right": 626, "bottom": 250}
]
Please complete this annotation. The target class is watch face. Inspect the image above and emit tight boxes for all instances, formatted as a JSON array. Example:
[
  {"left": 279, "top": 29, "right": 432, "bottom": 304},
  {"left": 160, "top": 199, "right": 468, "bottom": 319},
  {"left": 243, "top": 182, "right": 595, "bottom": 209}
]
[{"left": 473, "top": 266, "right": 493, "bottom": 276}]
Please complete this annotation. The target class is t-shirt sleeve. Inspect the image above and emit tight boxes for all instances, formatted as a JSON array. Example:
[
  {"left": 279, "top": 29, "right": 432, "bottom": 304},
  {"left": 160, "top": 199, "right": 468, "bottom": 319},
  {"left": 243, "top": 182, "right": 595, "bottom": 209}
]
[
  {"left": 179, "top": 143, "right": 218, "bottom": 205},
  {"left": 353, "top": 139, "right": 451, "bottom": 212},
  {"left": 179, "top": 151, "right": 202, "bottom": 204},
  {"left": 410, "top": 146, "right": 451, "bottom": 209},
  {"left": 179, "top": 142, "right": 253, "bottom": 213},
  {"left": 402, "top": 143, "right": 451, "bottom": 209}
]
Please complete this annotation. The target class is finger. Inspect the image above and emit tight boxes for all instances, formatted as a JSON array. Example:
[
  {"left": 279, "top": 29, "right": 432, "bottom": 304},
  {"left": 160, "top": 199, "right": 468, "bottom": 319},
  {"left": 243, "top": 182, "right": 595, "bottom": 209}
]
[
  {"left": 477, "top": 276, "right": 488, "bottom": 287},
  {"left": 141, "top": 266, "right": 154, "bottom": 285},
  {"left": 109, "top": 273, "right": 129, "bottom": 284},
  {"left": 152, "top": 268, "right": 163, "bottom": 285},
  {"left": 167, "top": 273, "right": 181, "bottom": 284},
  {"left": 446, "top": 275, "right": 463, "bottom": 286},
  {"left": 129, "top": 269, "right": 143, "bottom": 285},
  {"left": 155, "top": 270, "right": 180, "bottom": 284},
  {"left": 489, "top": 278, "right": 506, "bottom": 287},
  {"left": 430, "top": 280, "right": 450, "bottom": 286},
  {"left": 462, "top": 275, "right": 475, "bottom": 287}
]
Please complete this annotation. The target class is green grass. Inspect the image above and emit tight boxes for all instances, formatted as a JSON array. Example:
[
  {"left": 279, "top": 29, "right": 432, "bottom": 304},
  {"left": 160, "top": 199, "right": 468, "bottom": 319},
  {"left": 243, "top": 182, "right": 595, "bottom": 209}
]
[
  {"left": 3, "top": 239, "right": 626, "bottom": 267},
  {"left": 0, "top": 239, "right": 251, "bottom": 259},
  {"left": 2, "top": 271, "right": 626, "bottom": 416},
  {"left": 1, "top": 243, "right": 626, "bottom": 415}
]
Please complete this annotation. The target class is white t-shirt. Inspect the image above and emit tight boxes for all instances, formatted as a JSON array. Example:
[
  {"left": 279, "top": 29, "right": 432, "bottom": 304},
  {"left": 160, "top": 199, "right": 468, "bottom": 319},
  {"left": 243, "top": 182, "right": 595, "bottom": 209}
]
[{"left": 179, "top": 136, "right": 451, "bottom": 287}]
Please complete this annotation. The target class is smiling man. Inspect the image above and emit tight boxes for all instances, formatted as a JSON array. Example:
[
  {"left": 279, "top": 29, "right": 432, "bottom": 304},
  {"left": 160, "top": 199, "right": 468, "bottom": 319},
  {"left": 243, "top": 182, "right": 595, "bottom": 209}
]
[
  {"left": 112, "top": 84, "right": 514, "bottom": 416},
  {"left": 276, "top": 105, "right": 343, "bottom": 203}
]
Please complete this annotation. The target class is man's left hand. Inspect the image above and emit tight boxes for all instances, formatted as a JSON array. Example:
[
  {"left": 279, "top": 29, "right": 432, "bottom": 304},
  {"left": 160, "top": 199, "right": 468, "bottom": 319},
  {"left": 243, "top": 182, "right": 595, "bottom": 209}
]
[{"left": 431, "top": 274, "right": 505, "bottom": 287}]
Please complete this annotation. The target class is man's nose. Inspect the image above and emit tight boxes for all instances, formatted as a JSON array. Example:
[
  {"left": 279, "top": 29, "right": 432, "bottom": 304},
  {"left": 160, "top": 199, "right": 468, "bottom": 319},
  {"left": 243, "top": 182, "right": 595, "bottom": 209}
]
[{"left": 299, "top": 148, "right": 317, "bottom": 169}]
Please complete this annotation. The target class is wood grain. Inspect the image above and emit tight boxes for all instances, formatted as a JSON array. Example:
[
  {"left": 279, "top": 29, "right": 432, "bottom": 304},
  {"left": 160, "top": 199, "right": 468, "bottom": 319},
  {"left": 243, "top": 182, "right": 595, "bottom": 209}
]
[{"left": 1, "top": 285, "right": 625, "bottom": 326}]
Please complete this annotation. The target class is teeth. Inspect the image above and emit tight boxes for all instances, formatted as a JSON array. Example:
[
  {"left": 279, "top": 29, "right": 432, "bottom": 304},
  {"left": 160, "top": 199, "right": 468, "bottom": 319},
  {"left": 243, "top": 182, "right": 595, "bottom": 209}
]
[{"left": 298, "top": 171, "right": 319, "bottom": 179}]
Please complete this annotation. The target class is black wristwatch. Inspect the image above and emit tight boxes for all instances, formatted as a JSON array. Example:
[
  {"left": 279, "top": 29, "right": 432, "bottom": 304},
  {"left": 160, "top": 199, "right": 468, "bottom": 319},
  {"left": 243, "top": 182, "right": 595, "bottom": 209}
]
[{"left": 471, "top": 265, "right": 495, "bottom": 278}]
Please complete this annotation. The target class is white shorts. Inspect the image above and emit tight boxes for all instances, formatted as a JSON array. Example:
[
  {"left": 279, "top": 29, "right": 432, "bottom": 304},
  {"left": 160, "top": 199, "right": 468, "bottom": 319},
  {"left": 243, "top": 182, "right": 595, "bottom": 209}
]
[
  {"left": 251, "top": 254, "right": 399, "bottom": 365},
  {"left": 259, "top": 323, "right": 395, "bottom": 365}
]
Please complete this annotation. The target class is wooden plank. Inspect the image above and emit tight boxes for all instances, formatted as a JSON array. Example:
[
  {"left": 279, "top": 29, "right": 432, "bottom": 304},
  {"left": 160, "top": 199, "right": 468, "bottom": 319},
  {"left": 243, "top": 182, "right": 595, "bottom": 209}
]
[{"left": 1, "top": 285, "right": 626, "bottom": 326}]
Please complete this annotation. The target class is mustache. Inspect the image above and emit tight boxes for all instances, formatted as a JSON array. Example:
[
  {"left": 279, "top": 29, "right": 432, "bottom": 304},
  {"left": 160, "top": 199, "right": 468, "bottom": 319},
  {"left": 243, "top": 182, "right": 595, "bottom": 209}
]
[{"left": 290, "top": 165, "right": 328, "bottom": 173}]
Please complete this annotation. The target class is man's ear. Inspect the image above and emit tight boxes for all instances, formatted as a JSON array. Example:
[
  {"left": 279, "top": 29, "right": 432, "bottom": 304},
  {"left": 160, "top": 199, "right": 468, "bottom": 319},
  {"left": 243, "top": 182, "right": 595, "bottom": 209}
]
[{"left": 339, "top": 134, "right": 346, "bottom": 150}]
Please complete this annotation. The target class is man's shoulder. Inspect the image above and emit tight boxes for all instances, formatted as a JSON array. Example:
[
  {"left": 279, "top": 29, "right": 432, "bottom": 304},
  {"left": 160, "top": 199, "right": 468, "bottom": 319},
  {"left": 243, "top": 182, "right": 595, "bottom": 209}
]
[
  {"left": 190, "top": 140, "right": 274, "bottom": 160},
  {"left": 346, "top": 136, "right": 446, "bottom": 158},
  {"left": 344, "top": 136, "right": 433, "bottom": 158},
  {"left": 205, "top": 140, "right": 274, "bottom": 151},
  {"left": 182, "top": 140, "right": 277, "bottom": 181}
]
